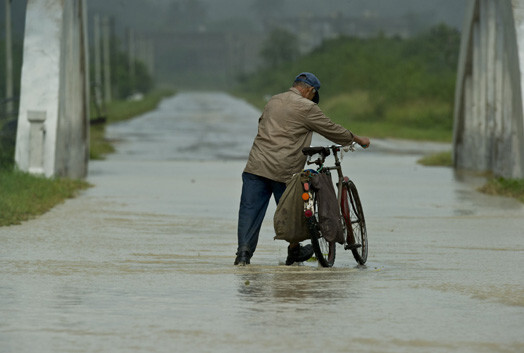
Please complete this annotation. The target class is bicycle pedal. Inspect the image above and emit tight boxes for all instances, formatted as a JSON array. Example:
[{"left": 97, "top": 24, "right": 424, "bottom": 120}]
[{"left": 345, "top": 243, "right": 362, "bottom": 250}]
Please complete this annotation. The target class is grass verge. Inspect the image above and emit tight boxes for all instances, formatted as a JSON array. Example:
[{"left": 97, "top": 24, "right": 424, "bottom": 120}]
[
  {"left": 0, "top": 89, "right": 175, "bottom": 227},
  {"left": 417, "top": 151, "right": 524, "bottom": 204},
  {"left": 231, "top": 90, "right": 454, "bottom": 143},
  {"left": 417, "top": 151, "right": 453, "bottom": 167},
  {"left": 478, "top": 178, "right": 524, "bottom": 203},
  {"left": 232, "top": 26, "right": 459, "bottom": 143},
  {"left": 0, "top": 170, "right": 91, "bottom": 226}
]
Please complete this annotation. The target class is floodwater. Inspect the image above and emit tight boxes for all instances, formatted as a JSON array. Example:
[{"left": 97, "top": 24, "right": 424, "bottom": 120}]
[{"left": 1, "top": 92, "right": 524, "bottom": 353}]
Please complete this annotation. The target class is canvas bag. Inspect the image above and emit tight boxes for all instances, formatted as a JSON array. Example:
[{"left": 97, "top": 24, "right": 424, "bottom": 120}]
[
  {"left": 309, "top": 173, "right": 345, "bottom": 244},
  {"left": 273, "top": 173, "right": 310, "bottom": 243}
]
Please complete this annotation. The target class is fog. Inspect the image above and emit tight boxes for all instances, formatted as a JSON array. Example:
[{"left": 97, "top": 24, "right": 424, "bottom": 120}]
[
  {"left": 1, "top": 0, "right": 468, "bottom": 89},
  {"left": 87, "top": 0, "right": 467, "bottom": 33}
]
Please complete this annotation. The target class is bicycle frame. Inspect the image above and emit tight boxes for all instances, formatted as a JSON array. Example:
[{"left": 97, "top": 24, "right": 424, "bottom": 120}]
[{"left": 305, "top": 145, "right": 357, "bottom": 247}]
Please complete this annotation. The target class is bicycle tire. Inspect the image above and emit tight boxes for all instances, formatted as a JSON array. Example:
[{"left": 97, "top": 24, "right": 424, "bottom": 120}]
[
  {"left": 308, "top": 192, "right": 336, "bottom": 268},
  {"left": 341, "top": 180, "right": 368, "bottom": 265}
]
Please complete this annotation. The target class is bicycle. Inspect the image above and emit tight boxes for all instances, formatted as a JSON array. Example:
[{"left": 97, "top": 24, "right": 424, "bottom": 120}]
[{"left": 301, "top": 144, "right": 367, "bottom": 267}]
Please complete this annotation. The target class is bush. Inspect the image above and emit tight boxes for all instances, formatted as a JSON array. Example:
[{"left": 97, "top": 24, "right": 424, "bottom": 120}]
[
  {"left": 260, "top": 28, "right": 299, "bottom": 68},
  {"left": 233, "top": 23, "right": 460, "bottom": 142}
]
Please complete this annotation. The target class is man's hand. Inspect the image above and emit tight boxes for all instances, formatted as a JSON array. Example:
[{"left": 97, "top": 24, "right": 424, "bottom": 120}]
[{"left": 354, "top": 135, "right": 370, "bottom": 149}]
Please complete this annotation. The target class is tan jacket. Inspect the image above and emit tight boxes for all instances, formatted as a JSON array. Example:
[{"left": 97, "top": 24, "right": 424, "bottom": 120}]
[{"left": 244, "top": 87, "right": 355, "bottom": 183}]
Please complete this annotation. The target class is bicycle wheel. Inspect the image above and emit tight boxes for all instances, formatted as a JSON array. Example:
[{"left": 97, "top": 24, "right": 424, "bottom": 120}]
[
  {"left": 308, "top": 192, "right": 336, "bottom": 268},
  {"left": 341, "top": 180, "right": 368, "bottom": 265}
]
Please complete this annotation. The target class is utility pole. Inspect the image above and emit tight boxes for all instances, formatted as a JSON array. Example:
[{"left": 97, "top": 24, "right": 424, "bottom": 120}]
[
  {"left": 5, "top": 0, "right": 13, "bottom": 116},
  {"left": 102, "top": 16, "right": 111, "bottom": 103},
  {"left": 147, "top": 39, "right": 155, "bottom": 79},
  {"left": 128, "top": 28, "right": 136, "bottom": 93},
  {"left": 136, "top": 34, "right": 154, "bottom": 82},
  {"left": 93, "top": 14, "right": 103, "bottom": 109}
]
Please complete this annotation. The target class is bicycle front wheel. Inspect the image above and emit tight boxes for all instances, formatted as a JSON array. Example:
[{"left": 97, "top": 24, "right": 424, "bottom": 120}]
[{"left": 341, "top": 181, "right": 368, "bottom": 265}]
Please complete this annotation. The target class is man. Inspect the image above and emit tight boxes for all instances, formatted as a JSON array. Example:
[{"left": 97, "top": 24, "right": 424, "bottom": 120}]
[{"left": 235, "top": 72, "right": 370, "bottom": 266}]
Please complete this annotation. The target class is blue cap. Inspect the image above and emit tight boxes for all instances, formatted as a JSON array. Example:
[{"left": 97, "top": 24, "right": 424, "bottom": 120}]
[
  {"left": 294, "top": 72, "right": 321, "bottom": 103},
  {"left": 294, "top": 72, "right": 321, "bottom": 91}
]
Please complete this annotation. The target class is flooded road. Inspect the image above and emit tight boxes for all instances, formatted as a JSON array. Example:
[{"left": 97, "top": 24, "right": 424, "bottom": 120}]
[{"left": 1, "top": 92, "right": 524, "bottom": 353}]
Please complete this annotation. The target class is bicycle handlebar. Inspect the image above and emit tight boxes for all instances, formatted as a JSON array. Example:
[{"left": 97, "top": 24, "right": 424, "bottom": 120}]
[
  {"left": 302, "top": 144, "right": 357, "bottom": 166},
  {"left": 302, "top": 143, "right": 357, "bottom": 156}
]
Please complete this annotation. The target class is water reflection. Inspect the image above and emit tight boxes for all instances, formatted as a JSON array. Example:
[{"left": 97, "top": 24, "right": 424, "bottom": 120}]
[
  {"left": 236, "top": 267, "right": 361, "bottom": 304},
  {"left": 452, "top": 169, "right": 523, "bottom": 214},
  {"left": 54, "top": 286, "right": 86, "bottom": 308}
]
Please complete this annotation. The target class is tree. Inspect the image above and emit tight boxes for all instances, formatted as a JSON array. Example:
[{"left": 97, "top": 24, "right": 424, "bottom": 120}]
[
  {"left": 111, "top": 48, "right": 153, "bottom": 99},
  {"left": 260, "top": 28, "right": 299, "bottom": 67}
]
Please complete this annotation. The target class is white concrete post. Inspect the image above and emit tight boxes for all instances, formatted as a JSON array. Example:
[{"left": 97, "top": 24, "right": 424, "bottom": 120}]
[
  {"left": 147, "top": 40, "right": 155, "bottom": 78},
  {"left": 102, "top": 16, "right": 112, "bottom": 103},
  {"left": 93, "top": 14, "right": 103, "bottom": 109},
  {"left": 128, "top": 28, "right": 136, "bottom": 92},
  {"left": 453, "top": 0, "right": 524, "bottom": 179},
  {"left": 15, "top": 0, "right": 90, "bottom": 179},
  {"left": 5, "top": 0, "right": 13, "bottom": 116}
]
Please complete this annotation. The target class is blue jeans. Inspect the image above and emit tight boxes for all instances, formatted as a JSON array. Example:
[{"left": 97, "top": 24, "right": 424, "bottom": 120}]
[{"left": 237, "top": 172, "right": 286, "bottom": 256}]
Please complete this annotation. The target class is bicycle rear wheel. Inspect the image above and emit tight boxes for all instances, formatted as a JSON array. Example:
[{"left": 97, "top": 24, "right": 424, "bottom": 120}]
[
  {"left": 341, "top": 180, "right": 368, "bottom": 265},
  {"left": 308, "top": 194, "right": 336, "bottom": 268}
]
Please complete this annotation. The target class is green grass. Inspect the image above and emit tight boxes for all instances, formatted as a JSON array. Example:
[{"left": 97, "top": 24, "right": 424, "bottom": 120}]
[
  {"left": 0, "top": 89, "right": 175, "bottom": 227},
  {"left": 0, "top": 170, "right": 91, "bottom": 226},
  {"left": 417, "top": 151, "right": 453, "bottom": 167},
  {"left": 478, "top": 178, "right": 524, "bottom": 203},
  {"left": 89, "top": 124, "right": 116, "bottom": 160},
  {"left": 236, "top": 88, "right": 455, "bottom": 141},
  {"left": 416, "top": 152, "right": 524, "bottom": 204},
  {"left": 319, "top": 92, "right": 454, "bottom": 141},
  {"left": 232, "top": 26, "right": 524, "bottom": 204},
  {"left": 232, "top": 25, "right": 460, "bottom": 143}
]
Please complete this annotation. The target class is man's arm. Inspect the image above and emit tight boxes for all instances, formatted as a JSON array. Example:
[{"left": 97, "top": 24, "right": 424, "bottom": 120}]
[
  {"left": 353, "top": 135, "right": 370, "bottom": 148},
  {"left": 304, "top": 104, "right": 370, "bottom": 148}
]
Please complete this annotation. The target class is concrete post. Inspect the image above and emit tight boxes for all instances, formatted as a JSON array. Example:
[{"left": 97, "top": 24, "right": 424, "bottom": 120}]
[
  {"left": 134, "top": 34, "right": 155, "bottom": 84},
  {"left": 5, "top": 0, "right": 13, "bottom": 116},
  {"left": 102, "top": 16, "right": 112, "bottom": 103},
  {"left": 128, "top": 28, "right": 136, "bottom": 93},
  {"left": 93, "top": 14, "right": 103, "bottom": 109},
  {"left": 147, "top": 40, "right": 155, "bottom": 78},
  {"left": 15, "top": 0, "right": 90, "bottom": 179},
  {"left": 453, "top": 0, "right": 524, "bottom": 178}
]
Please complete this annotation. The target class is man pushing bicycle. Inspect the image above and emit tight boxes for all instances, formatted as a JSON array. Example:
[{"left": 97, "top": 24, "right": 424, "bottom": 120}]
[{"left": 235, "top": 72, "right": 370, "bottom": 266}]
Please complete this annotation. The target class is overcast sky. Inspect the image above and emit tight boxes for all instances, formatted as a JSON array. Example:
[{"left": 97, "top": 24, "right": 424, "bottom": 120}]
[
  {"left": 86, "top": 0, "right": 468, "bottom": 34},
  {"left": 2, "top": 0, "right": 468, "bottom": 38}
]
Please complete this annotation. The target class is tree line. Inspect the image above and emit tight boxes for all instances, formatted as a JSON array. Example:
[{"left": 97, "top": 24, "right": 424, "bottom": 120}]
[{"left": 238, "top": 23, "right": 461, "bottom": 141}]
